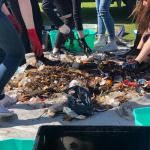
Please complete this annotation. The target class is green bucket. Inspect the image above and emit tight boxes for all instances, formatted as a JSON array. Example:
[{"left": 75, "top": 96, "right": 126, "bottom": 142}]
[
  {"left": 0, "top": 139, "right": 34, "bottom": 150},
  {"left": 49, "top": 29, "right": 96, "bottom": 53},
  {"left": 133, "top": 107, "right": 150, "bottom": 126}
]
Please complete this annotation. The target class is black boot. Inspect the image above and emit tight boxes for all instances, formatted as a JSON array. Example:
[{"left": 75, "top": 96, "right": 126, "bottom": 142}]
[{"left": 78, "top": 38, "right": 92, "bottom": 56}]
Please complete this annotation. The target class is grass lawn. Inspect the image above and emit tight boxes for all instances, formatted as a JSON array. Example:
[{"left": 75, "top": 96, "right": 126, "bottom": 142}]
[
  {"left": 81, "top": 2, "right": 136, "bottom": 41},
  {"left": 39, "top": 2, "right": 136, "bottom": 41}
]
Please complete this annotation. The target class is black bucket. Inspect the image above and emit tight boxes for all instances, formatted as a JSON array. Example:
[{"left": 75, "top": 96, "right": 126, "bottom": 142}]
[{"left": 33, "top": 126, "right": 150, "bottom": 150}]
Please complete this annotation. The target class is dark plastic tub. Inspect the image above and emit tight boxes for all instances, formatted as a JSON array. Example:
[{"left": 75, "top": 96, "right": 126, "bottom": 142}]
[{"left": 33, "top": 126, "right": 150, "bottom": 150}]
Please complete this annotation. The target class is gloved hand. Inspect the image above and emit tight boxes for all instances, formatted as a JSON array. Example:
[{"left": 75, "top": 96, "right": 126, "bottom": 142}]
[
  {"left": 7, "top": 14, "right": 22, "bottom": 34},
  {"left": 78, "top": 38, "right": 92, "bottom": 56},
  {"left": 123, "top": 48, "right": 141, "bottom": 58},
  {"left": 27, "top": 29, "right": 43, "bottom": 56},
  {"left": 122, "top": 61, "right": 140, "bottom": 72}
]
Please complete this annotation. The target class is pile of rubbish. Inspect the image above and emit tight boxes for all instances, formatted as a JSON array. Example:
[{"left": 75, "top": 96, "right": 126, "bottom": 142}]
[
  {"left": 7, "top": 65, "right": 102, "bottom": 101},
  {"left": 5, "top": 52, "right": 150, "bottom": 120}
]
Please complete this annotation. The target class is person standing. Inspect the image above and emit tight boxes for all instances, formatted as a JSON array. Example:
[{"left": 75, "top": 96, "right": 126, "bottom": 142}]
[
  {"left": 0, "top": 1, "right": 25, "bottom": 117},
  {"left": 122, "top": 0, "right": 150, "bottom": 72},
  {"left": 94, "top": 0, "right": 118, "bottom": 52},
  {"left": 68, "top": 0, "right": 92, "bottom": 55},
  {"left": 6, "top": 0, "right": 43, "bottom": 56},
  {"left": 43, "top": 0, "right": 92, "bottom": 56},
  {"left": 42, "top": 0, "right": 72, "bottom": 55}
]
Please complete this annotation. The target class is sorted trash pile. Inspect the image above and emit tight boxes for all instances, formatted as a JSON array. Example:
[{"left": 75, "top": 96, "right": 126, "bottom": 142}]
[{"left": 5, "top": 52, "right": 150, "bottom": 120}]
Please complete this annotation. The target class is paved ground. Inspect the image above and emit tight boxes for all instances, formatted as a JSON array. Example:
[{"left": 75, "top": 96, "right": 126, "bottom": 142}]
[{"left": 0, "top": 103, "right": 133, "bottom": 140}]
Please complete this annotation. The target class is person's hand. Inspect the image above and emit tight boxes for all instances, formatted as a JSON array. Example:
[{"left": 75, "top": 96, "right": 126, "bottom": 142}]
[
  {"left": 7, "top": 14, "right": 22, "bottom": 34},
  {"left": 27, "top": 29, "right": 43, "bottom": 56},
  {"left": 79, "top": 38, "right": 92, "bottom": 56}
]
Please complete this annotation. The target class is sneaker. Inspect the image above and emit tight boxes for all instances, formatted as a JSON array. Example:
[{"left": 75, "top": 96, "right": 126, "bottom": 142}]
[
  {"left": 0, "top": 95, "right": 17, "bottom": 107},
  {"left": 52, "top": 48, "right": 65, "bottom": 58},
  {"left": 94, "top": 35, "right": 106, "bottom": 50},
  {"left": 36, "top": 54, "right": 61, "bottom": 66},
  {"left": 52, "top": 48, "right": 59, "bottom": 55},
  {"left": 0, "top": 105, "right": 15, "bottom": 117},
  {"left": 99, "top": 41, "right": 118, "bottom": 52}
]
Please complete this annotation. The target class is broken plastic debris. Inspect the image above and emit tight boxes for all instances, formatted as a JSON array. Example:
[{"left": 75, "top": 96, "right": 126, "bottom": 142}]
[
  {"left": 69, "top": 80, "right": 81, "bottom": 88},
  {"left": 63, "top": 107, "right": 86, "bottom": 120}
]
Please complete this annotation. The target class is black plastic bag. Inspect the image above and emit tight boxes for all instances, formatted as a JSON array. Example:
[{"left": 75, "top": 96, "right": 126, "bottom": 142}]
[{"left": 65, "top": 86, "right": 93, "bottom": 116}]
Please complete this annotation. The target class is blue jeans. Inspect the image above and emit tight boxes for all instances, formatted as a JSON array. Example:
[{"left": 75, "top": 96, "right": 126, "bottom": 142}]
[
  {"left": 0, "top": 10, "right": 25, "bottom": 94},
  {"left": 95, "top": 0, "right": 115, "bottom": 41}
]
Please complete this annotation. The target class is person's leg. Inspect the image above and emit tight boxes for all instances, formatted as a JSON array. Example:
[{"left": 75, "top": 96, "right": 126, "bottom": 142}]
[
  {"left": 94, "top": 0, "right": 106, "bottom": 48},
  {"left": 71, "top": 0, "right": 83, "bottom": 31},
  {"left": 43, "top": 0, "right": 71, "bottom": 39},
  {"left": 95, "top": 0, "right": 106, "bottom": 36},
  {"left": 97, "top": 0, "right": 118, "bottom": 52},
  {"left": 30, "top": 0, "right": 47, "bottom": 61},
  {"left": 0, "top": 13, "right": 25, "bottom": 93},
  {"left": 99, "top": 0, "right": 115, "bottom": 41},
  {"left": 42, "top": 0, "right": 64, "bottom": 28},
  {"left": 53, "top": 16, "right": 74, "bottom": 55},
  {"left": 30, "top": 0, "right": 43, "bottom": 44},
  {"left": 17, "top": 0, "right": 43, "bottom": 56},
  {"left": 7, "top": 0, "right": 43, "bottom": 57},
  {"left": 51, "top": 0, "right": 73, "bottom": 54},
  {"left": 0, "top": 11, "right": 25, "bottom": 116}
]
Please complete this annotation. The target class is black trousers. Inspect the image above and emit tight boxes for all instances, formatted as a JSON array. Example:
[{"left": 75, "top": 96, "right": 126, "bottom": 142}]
[
  {"left": 55, "top": 16, "right": 74, "bottom": 49},
  {"left": 31, "top": 0, "right": 43, "bottom": 43},
  {"left": 7, "top": 0, "right": 43, "bottom": 53},
  {"left": 55, "top": 0, "right": 83, "bottom": 30},
  {"left": 42, "top": 0, "right": 69, "bottom": 28},
  {"left": 54, "top": 1, "right": 75, "bottom": 49},
  {"left": 54, "top": 0, "right": 85, "bottom": 49},
  {"left": 69, "top": 0, "right": 83, "bottom": 31},
  {"left": 43, "top": 0, "right": 75, "bottom": 49},
  {"left": 43, "top": 0, "right": 83, "bottom": 30}
]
